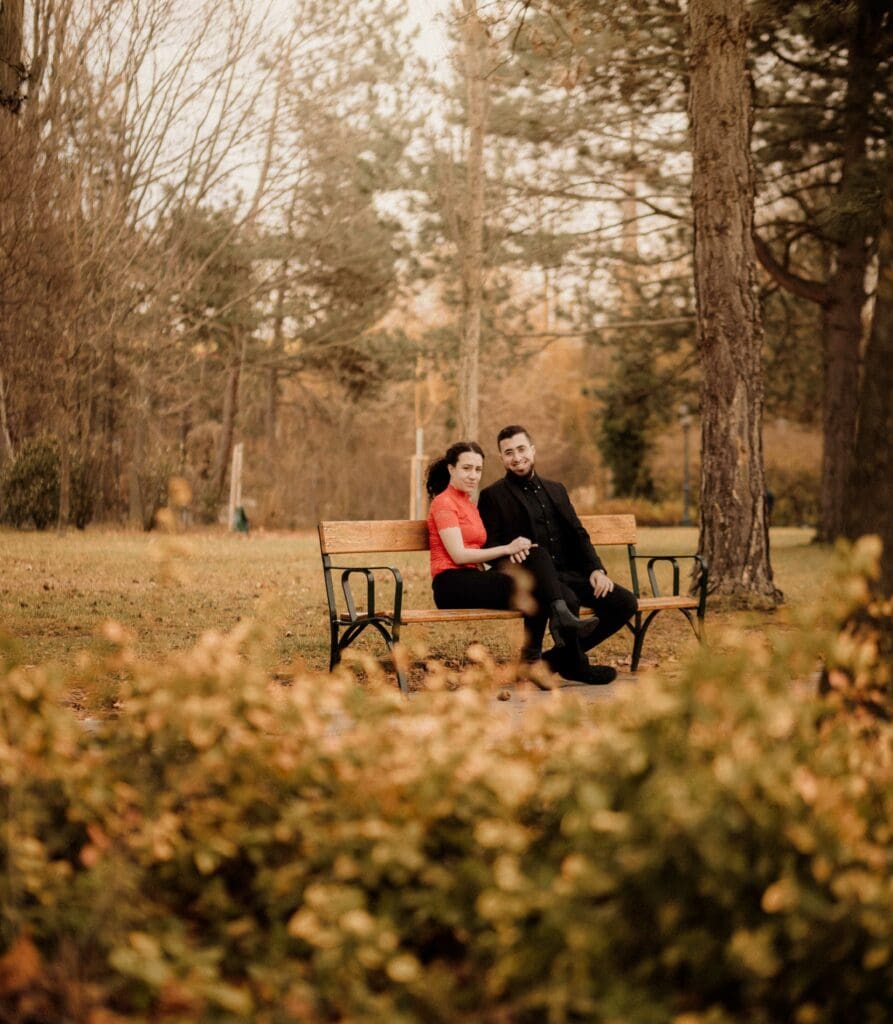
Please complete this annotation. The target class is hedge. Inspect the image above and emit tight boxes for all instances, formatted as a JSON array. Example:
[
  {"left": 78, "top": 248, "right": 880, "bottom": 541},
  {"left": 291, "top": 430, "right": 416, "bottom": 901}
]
[{"left": 1, "top": 540, "right": 891, "bottom": 1023}]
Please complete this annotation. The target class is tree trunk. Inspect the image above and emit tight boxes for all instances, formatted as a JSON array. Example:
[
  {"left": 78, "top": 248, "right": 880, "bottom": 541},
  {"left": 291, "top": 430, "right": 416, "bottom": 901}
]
[
  {"left": 209, "top": 338, "right": 244, "bottom": 508},
  {"left": 0, "top": 368, "right": 13, "bottom": 467},
  {"left": 0, "top": 0, "right": 24, "bottom": 115},
  {"left": 689, "top": 0, "right": 780, "bottom": 606},
  {"left": 845, "top": 145, "right": 893, "bottom": 593},
  {"left": 457, "top": 0, "right": 486, "bottom": 440},
  {"left": 265, "top": 366, "right": 279, "bottom": 450},
  {"left": 128, "top": 386, "right": 148, "bottom": 528},
  {"left": 815, "top": 3, "right": 878, "bottom": 542}
]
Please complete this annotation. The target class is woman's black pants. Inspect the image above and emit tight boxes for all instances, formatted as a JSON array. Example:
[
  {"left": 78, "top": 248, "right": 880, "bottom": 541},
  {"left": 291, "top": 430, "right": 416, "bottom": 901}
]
[{"left": 432, "top": 547, "right": 563, "bottom": 615}]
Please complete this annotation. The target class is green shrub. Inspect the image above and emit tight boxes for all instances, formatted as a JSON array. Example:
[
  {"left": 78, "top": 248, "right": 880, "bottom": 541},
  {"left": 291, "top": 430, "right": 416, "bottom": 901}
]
[
  {"left": 766, "top": 465, "right": 820, "bottom": 527},
  {"left": 0, "top": 438, "right": 95, "bottom": 530},
  {"left": 597, "top": 495, "right": 694, "bottom": 527},
  {"left": 0, "top": 437, "right": 60, "bottom": 529},
  {"left": 1, "top": 547, "right": 892, "bottom": 1023}
]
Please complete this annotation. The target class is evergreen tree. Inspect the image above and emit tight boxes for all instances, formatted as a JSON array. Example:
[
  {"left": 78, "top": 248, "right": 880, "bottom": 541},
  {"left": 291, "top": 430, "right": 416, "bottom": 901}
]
[{"left": 751, "top": 0, "right": 893, "bottom": 540}]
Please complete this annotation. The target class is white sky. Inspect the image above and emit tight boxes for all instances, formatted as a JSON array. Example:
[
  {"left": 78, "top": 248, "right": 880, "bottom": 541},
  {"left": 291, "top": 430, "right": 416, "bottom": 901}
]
[{"left": 407, "top": 0, "right": 453, "bottom": 66}]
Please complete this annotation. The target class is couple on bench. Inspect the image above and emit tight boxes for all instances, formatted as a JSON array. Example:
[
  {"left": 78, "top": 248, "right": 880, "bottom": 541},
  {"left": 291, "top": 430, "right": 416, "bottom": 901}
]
[{"left": 426, "top": 425, "right": 637, "bottom": 686}]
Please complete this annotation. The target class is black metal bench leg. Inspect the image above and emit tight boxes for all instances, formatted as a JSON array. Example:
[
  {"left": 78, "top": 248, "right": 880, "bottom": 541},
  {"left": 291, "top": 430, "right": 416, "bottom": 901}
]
[
  {"left": 387, "top": 640, "right": 410, "bottom": 696},
  {"left": 631, "top": 617, "right": 646, "bottom": 673},
  {"left": 329, "top": 622, "right": 341, "bottom": 671},
  {"left": 631, "top": 611, "right": 661, "bottom": 672}
]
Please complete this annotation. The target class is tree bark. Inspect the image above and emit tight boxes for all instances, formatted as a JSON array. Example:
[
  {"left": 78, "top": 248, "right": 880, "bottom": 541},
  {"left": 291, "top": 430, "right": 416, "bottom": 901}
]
[
  {"left": 845, "top": 145, "right": 893, "bottom": 593},
  {"left": 689, "top": 0, "right": 780, "bottom": 606},
  {"left": 458, "top": 0, "right": 486, "bottom": 440},
  {"left": 0, "top": 0, "right": 24, "bottom": 115},
  {"left": 814, "top": 3, "right": 879, "bottom": 542}
]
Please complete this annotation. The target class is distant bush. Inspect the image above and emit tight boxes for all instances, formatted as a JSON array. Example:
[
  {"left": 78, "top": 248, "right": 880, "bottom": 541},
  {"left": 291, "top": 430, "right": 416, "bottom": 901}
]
[
  {"left": 1, "top": 544, "right": 892, "bottom": 1023},
  {"left": 766, "top": 465, "right": 821, "bottom": 527},
  {"left": 596, "top": 495, "right": 693, "bottom": 526},
  {"left": 0, "top": 437, "right": 60, "bottom": 528},
  {"left": 0, "top": 438, "right": 95, "bottom": 530}
]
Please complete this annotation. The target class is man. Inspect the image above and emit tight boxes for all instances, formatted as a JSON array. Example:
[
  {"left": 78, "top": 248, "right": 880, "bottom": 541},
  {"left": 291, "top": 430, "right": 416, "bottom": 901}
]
[{"left": 478, "top": 425, "right": 637, "bottom": 685}]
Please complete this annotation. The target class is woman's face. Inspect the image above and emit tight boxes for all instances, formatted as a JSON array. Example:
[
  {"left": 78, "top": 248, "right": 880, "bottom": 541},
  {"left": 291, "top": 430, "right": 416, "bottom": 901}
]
[{"left": 448, "top": 450, "right": 484, "bottom": 495}]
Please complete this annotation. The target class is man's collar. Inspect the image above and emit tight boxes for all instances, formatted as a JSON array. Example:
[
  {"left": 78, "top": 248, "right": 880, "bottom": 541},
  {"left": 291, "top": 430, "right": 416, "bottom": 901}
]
[{"left": 505, "top": 469, "right": 538, "bottom": 489}]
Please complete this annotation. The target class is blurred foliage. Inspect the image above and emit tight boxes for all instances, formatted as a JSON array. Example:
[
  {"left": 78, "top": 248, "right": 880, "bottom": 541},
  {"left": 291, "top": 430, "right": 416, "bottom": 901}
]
[
  {"left": 766, "top": 465, "right": 821, "bottom": 529},
  {"left": 0, "top": 437, "right": 94, "bottom": 530},
  {"left": 1, "top": 542, "right": 892, "bottom": 1022}
]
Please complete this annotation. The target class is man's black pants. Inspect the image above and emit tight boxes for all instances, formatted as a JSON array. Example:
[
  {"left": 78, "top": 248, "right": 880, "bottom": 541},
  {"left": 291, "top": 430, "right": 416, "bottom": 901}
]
[{"left": 524, "top": 568, "right": 638, "bottom": 664}]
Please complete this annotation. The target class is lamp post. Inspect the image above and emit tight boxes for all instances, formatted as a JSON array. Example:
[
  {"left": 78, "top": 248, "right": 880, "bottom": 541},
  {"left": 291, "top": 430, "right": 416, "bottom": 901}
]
[{"left": 678, "top": 404, "right": 692, "bottom": 526}]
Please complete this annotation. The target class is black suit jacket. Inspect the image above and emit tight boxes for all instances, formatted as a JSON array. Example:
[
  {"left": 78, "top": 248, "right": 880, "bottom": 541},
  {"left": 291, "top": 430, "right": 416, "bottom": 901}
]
[{"left": 477, "top": 474, "right": 604, "bottom": 576}]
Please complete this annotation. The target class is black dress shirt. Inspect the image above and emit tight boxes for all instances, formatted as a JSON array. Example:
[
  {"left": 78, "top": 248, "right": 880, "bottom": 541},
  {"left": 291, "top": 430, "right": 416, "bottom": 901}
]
[{"left": 506, "top": 472, "right": 567, "bottom": 569}]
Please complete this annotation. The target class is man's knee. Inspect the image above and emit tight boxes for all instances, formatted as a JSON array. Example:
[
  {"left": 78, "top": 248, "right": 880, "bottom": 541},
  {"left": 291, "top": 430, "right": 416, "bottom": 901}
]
[{"left": 611, "top": 584, "right": 638, "bottom": 620}]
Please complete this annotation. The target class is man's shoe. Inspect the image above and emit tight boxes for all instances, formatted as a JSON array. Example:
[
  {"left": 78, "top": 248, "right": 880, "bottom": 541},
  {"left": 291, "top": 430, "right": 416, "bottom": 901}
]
[
  {"left": 548, "top": 600, "right": 600, "bottom": 649},
  {"left": 578, "top": 664, "right": 617, "bottom": 686}
]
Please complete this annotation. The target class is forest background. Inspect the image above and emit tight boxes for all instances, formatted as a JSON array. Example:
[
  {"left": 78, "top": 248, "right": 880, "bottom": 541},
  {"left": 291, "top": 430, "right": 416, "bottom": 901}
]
[{"left": 1, "top": 0, "right": 891, "bottom": 598}]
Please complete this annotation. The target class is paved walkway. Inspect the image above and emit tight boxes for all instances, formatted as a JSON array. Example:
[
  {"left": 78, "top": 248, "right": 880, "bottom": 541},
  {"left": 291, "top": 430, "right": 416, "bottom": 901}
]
[{"left": 486, "top": 671, "right": 636, "bottom": 725}]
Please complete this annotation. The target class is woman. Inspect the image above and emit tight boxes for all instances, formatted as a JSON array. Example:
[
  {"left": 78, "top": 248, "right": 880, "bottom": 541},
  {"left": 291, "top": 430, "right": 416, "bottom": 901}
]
[{"left": 425, "top": 441, "right": 597, "bottom": 649}]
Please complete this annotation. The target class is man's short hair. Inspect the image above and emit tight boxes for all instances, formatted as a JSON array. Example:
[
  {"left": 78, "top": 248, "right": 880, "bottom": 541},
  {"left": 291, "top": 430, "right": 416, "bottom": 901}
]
[{"left": 497, "top": 424, "right": 532, "bottom": 448}]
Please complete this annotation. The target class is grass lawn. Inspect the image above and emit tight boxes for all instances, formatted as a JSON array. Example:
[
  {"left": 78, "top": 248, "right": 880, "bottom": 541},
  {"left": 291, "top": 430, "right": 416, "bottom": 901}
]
[{"left": 1, "top": 524, "right": 833, "bottom": 704}]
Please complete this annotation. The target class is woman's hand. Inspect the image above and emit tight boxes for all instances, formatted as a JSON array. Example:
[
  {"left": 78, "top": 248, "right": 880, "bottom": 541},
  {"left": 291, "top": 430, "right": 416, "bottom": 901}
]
[{"left": 506, "top": 536, "right": 535, "bottom": 563}]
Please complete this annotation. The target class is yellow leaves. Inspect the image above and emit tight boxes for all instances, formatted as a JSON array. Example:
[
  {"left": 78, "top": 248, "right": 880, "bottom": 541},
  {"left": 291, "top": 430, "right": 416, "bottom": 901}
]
[
  {"left": 167, "top": 476, "right": 192, "bottom": 509},
  {"left": 589, "top": 809, "right": 630, "bottom": 834},
  {"left": 493, "top": 854, "right": 525, "bottom": 892},
  {"left": 792, "top": 766, "right": 819, "bottom": 805},
  {"left": 0, "top": 935, "right": 42, "bottom": 995},
  {"left": 340, "top": 908, "right": 376, "bottom": 937},
  {"left": 729, "top": 927, "right": 781, "bottom": 978},
  {"left": 488, "top": 759, "right": 537, "bottom": 808},
  {"left": 863, "top": 945, "right": 890, "bottom": 970},
  {"left": 385, "top": 953, "right": 421, "bottom": 983},
  {"left": 286, "top": 909, "right": 340, "bottom": 949},
  {"left": 761, "top": 878, "right": 798, "bottom": 914},
  {"left": 474, "top": 818, "right": 530, "bottom": 851}
]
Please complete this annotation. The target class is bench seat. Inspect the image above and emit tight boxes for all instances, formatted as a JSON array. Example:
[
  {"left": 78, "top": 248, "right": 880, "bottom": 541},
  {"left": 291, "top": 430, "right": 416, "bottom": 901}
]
[{"left": 319, "top": 514, "right": 707, "bottom": 693}]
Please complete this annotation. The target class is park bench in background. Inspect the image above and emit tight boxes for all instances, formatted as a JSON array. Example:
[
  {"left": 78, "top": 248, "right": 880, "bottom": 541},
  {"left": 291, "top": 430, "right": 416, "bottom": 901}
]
[{"left": 318, "top": 514, "right": 708, "bottom": 694}]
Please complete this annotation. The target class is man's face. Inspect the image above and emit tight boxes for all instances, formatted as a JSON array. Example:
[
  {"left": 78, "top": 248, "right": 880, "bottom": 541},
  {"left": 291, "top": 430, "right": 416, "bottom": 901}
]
[{"left": 498, "top": 432, "right": 535, "bottom": 478}]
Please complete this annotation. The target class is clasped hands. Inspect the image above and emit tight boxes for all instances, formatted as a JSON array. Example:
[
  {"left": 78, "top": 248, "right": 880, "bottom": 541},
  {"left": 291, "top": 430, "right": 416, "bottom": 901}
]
[
  {"left": 506, "top": 536, "right": 535, "bottom": 564},
  {"left": 505, "top": 540, "right": 616, "bottom": 598}
]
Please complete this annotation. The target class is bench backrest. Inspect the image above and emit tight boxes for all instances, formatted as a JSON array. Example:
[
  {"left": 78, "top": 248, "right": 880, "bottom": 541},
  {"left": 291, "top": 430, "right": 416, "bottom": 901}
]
[{"left": 318, "top": 513, "right": 637, "bottom": 555}]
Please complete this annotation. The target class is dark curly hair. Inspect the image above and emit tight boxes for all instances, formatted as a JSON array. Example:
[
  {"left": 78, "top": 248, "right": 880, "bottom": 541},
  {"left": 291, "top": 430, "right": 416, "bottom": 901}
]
[{"left": 425, "top": 441, "right": 485, "bottom": 498}]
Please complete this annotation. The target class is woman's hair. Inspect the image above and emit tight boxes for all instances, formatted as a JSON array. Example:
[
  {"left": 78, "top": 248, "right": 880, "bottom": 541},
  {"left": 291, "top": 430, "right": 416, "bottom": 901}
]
[{"left": 425, "top": 440, "right": 485, "bottom": 498}]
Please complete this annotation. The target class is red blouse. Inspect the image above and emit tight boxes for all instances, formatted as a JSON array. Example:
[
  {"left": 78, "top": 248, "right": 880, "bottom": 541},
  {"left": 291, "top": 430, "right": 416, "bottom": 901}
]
[{"left": 427, "top": 485, "right": 487, "bottom": 577}]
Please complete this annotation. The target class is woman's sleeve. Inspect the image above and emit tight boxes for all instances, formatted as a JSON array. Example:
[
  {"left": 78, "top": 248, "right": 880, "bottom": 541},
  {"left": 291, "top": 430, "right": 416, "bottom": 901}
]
[{"left": 432, "top": 505, "right": 460, "bottom": 531}]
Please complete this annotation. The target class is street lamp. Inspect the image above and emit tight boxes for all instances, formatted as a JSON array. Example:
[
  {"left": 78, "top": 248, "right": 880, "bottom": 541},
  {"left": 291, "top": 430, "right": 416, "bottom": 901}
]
[{"left": 678, "top": 404, "right": 692, "bottom": 526}]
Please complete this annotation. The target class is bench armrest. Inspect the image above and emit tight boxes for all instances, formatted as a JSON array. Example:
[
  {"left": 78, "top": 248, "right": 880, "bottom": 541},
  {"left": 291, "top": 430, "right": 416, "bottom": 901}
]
[
  {"left": 630, "top": 553, "right": 708, "bottom": 610},
  {"left": 326, "top": 563, "right": 404, "bottom": 624}
]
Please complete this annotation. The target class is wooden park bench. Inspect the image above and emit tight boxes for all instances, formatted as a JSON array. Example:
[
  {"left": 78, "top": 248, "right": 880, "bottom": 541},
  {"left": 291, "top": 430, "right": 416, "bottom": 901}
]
[{"left": 318, "top": 514, "right": 708, "bottom": 694}]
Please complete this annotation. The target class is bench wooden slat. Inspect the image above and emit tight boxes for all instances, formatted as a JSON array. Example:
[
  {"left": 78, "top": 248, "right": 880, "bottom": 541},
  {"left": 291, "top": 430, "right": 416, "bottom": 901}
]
[
  {"left": 637, "top": 595, "right": 700, "bottom": 611},
  {"left": 320, "top": 513, "right": 638, "bottom": 555},
  {"left": 579, "top": 513, "right": 637, "bottom": 545},
  {"left": 319, "top": 519, "right": 428, "bottom": 554},
  {"left": 340, "top": 608, "right": 523, "bottom": 624},
  {"left": 339, "top": 597, "right": 696, "bottom": 627},
  {"left": 400, "top": 608, "right": 523, "bottom": 624}
]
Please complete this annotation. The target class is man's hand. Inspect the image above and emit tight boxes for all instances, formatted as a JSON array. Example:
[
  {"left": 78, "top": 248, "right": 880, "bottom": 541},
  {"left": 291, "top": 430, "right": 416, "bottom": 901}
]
[
  {"left": 589, "top": 568, "right": 614, "bottom": 599},
  {"left": 506, "top": 537, "right": 535, "bottom": 564}
]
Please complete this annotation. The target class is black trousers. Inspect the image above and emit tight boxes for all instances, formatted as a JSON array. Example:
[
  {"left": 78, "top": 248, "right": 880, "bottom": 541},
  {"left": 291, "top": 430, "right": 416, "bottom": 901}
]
[
  {"left": 535, "top": 569, "right": 638, "bottom": 655},
  {"left": 432, "top": 547, "right": 564, "bottom": 613}
]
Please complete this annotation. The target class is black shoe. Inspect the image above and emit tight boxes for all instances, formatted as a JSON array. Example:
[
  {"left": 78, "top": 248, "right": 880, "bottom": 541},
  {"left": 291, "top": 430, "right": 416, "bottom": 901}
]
[
  {"left": 542, "top": 646, "right": 590, "bottom": 681},
  {"left": 578, "top": 664, "right": 617, "bottom": 685},
  {"left": 548, "top": 600, "right": 600, "bottom": 649},
  {"left": 519, "top": 645, "right": 543, "bottom": 664}
]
